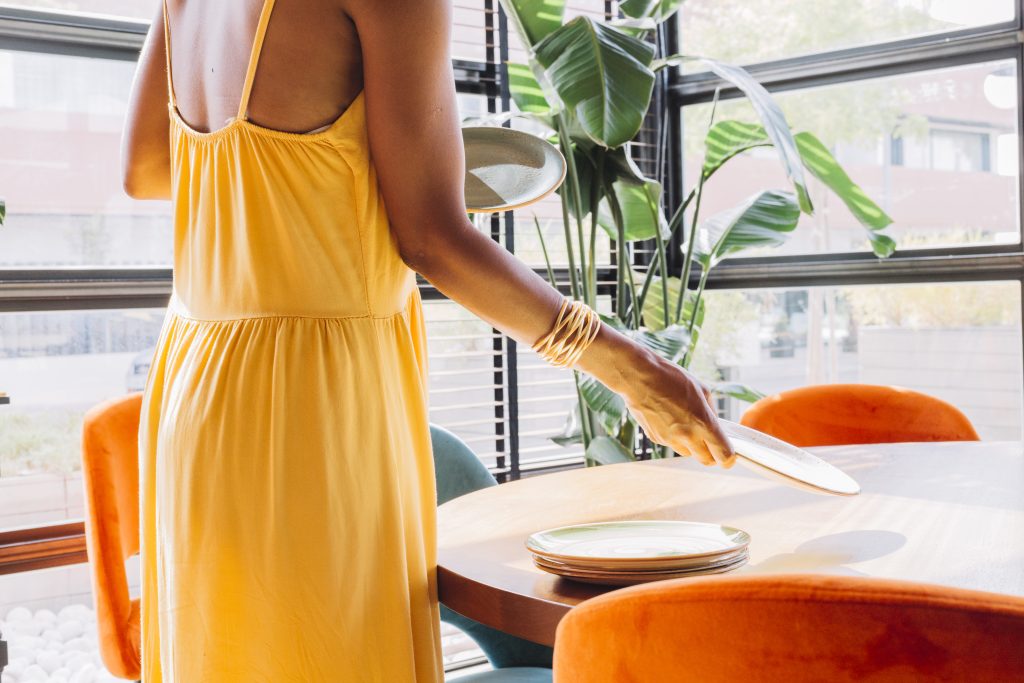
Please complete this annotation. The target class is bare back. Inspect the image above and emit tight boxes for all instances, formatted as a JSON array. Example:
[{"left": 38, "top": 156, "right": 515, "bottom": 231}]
[{"left": 164, "top": 0, "right": 363, "bottom": 135}]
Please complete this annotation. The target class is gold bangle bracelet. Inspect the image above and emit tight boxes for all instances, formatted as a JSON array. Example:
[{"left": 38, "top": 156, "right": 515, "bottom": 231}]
[{"left": 532, "top": 298, "right": 602, "bottom": 368}]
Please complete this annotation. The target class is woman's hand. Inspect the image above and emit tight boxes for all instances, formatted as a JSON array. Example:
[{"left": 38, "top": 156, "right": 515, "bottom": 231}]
[{"left": 575, "top": 326, "right": 736, "bottom": 468}]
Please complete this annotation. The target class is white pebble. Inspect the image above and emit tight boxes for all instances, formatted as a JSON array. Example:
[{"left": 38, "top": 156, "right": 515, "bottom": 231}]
[
  {"left": 61, "top": 637, "right": 90, "bottom": 653},
  {"left": 16, "top": 635, "right": 45, "bottom": 653},
  {"left": 8, "top": 645, "right": 32, "bottom": 662},
  {"left": 41, "top": 627, "right": 63, "bottom": 643},
  {"left": 20, "top": 664, "right": 47, "bottom": 682},
  {"left": 33, "top": 609, "right": 56, "bottom": 625},
  {"left": 53, "top": 665, "right": 72, "bottom": 678},
  {"left": 9, "top": 620, "right": 42, "bottom": 638},
  {"left": 63, "top": 651, "right": 90, "bottom": 669},
  {"left": 57, "top": 620, "right": 84, "bottom": 641},
  {"left": 4, "top": 607, "right": 31, "bottom": 622},
  {"left": 58, "top": 605, "right": 92, "bottom": 622},
  {"left": 5, "top": 657, "right": 27, "bottom": 676},
  {"left": 69, "top": 663, "right": 97, "bottom": 683},
  {"left": 36, "top": 648, "right": 62, "bottom": 673}
]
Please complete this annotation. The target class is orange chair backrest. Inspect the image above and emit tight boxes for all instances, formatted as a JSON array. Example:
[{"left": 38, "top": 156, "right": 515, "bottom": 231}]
[
  {"left": 81, "top": 392, "right": 144, "bottom": 680},
  {"left": 553, "top": 574, "right": 1024, "bottom": 683},
  {"left": 740, "top": 383, "right": 980, "bottom": 447}
]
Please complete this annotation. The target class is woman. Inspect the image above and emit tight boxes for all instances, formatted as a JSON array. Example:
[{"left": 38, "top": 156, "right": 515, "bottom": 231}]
[{"left": 121, "top": 0, "right": 735, "bottom": 679}]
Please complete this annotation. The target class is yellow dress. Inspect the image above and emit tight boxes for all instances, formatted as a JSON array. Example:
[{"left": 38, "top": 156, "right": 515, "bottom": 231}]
[{"left": 138, "top": 1, "right": 443, "bottom": 679}]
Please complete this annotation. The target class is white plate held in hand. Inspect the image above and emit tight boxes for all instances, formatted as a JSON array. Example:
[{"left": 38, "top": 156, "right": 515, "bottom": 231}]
[
  {"left": 721, "top": 420, "right": 861, "bottom": 496},
  {"left": 462, "top": 126, "right": 566, "bottom": 213}
]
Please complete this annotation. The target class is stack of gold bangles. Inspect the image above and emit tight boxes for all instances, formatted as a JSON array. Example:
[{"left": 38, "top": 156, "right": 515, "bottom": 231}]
[{"left": 531, "top": 297, "right": 602, "bottom": 368}]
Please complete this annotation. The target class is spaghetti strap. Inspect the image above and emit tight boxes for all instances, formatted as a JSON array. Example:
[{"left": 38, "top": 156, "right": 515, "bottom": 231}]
[
  {"left": 237, "top": 0, "right": 279, "bottom": 121},
  {"left": 161, "top": 0, "right": 176, "bottom": 110}
]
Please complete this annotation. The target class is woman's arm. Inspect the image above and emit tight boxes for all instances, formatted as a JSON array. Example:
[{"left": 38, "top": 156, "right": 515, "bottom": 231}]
[
  {"left": 350, "top": 0, "right": 734, "bottom": 467},
  {"left": 120, "top": 2, "right": 172, "bottom": 200}
]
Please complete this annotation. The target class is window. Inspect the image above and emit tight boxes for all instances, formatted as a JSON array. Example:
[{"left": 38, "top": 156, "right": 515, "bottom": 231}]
[
  {"left": 681, "top": 60, "right": 1020, "bottom": 256},
  {"left": 678, "top": 0, "right": 1016, "bottom": 69},
  {"left": 1, "top": 2, "right": 151, "bottom": 20},
  {"left": 672, "top": 0, "right": 1024, "bottom": 460},
  {"left": 698, "top": 282, "right": 1024, "bottom": 440}
]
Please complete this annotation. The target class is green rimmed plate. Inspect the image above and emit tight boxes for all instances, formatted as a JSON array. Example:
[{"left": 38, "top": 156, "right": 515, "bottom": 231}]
[
  {"left": 525, "top": 520, "right": 750, "bottom": 565},
  {"left": 462, "top": 126, "right": 566, "bottom": 213},
  {"left": 531, "top": 551, "right": 749, "bottom": 586},
  {"left": 722, "top": 420, "right": 861, "bottom": 496}
]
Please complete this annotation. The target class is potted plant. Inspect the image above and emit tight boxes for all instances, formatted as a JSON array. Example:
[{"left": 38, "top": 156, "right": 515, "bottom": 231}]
[{"left": 475, "top": 0, "right": 895, "bottom": 463}]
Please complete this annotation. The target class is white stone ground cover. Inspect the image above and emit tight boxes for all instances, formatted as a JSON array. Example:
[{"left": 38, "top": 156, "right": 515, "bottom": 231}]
[
  {"left": 1, "top": 604, "right": 124, "bottom": 683},
  {"left": 1, "top": 603, "right": 482, "bottom": 681}
]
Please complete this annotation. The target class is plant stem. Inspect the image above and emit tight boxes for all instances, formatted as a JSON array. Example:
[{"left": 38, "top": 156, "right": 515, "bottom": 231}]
[
  {"left": 688, "top": 265, "right": 710, "bottom": 333},
  {"left": 573, "top": 371, "right": 594, "bottom": 446},
  {"left": 675, "top": 171, "right": 705, "bottom": 324},
  {"left": 555, "top": 122, "right": 581, "bottom": 301},
  {"left": 675, "top": 89, "right": 721, "bottom": 324},
  {"left": 556, "top": 112, "right": 588, "bottom": 301},
  {"left": 668, "top": 188, "right": 697, "bottom": 238},
  {"left": 637, "top": 187, "right": 695, "bottom": 312},
  {"left": 587, "top": 151, "right": 605, "bottom": 307},
  {"left": 618, "top": 417, "right": 636, "bottom": 458},
  {"left": 533, "top": 214, "right": 558, "bottom": 287},
  {"left": 649, "top": 193, "right": 670, "bottom": 329},
  {"left": 605, "top": 176, "right": 638, "bottom": 327}
]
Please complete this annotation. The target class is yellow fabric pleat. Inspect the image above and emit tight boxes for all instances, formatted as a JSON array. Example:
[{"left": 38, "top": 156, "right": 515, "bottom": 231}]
[{"left": 140, "top": 2, "right": 443, "bottom": 680}]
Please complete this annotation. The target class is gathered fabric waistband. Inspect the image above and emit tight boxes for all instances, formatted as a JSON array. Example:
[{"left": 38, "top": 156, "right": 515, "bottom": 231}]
[{"left": 166, "top": 292, "right": 412, "bottom": 324}]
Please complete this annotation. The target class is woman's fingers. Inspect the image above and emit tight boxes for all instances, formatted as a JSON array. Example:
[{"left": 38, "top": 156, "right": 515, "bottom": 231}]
[
  {"left": 705, "top": 432, "right": 736, "bottom": 469},
  {"left": 703, "top": 418, "right": 735, "bottom": 468},
  {"left": 682, "top": 434, "right": 715, "bottom": 466}
]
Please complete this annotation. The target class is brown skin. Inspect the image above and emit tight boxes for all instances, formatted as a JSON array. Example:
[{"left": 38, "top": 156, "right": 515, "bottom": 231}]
[{"left": 121, "top": 0, "right": 735, "bottom": 468}]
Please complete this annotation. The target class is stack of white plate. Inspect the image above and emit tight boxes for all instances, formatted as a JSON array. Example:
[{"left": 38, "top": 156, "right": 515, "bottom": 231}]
[{"left": 525, "top": 520, "right": 750, "bottom": 586}]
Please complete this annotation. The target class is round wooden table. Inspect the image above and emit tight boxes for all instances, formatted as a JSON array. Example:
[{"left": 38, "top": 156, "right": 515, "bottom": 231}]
[{"left": 437, "top": 441, "right": 1024, "bottom": 646}]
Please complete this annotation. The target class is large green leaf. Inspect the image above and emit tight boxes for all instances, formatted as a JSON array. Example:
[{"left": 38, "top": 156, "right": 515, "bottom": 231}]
[
  {"left": 506, "top": 62, "right": 552, "bottom": 115},
  {"left": 586, "top": 435, "right": 635, "bottom": 465},
  {"left": 618, "top": 0, "right": 683, "bottom": 22},
  {"left": 710, "top": 382, "right": 766, "bottom": 404},
  {"left": 606, "top": 18, "right": 658, "bottom": 37},
  {"left": 499, "top": 0, "right": 566, "bottom": 48},
  {"left": 579, "top": 375, "right": 625, "bottom": 433},
  {"left": 699, "top": 58, "right": 813, "bottom": 215},
  {"left": 650, "top": 53, "right": 695, "bottom": 72},
  {"left": 631, "top": 326, "right": 690, "bottom": 363},
  {"left": 554, "top": 142, "right": 597, "bottom": 220},
  {"left": 694, "top": 190, "right": 801, "bottom": 267},
  {"left": 534, "top": 16, "right": 656, "bottom": 147},
  {"left": 599, "top": 312, "right": 628, "bottom": 331},
  {"left": 550, "top": 403, "right": 583, "bottom": 446},
  {"left": 703, "top": 120, "right": 772, "bottom": 177},
  {"left": 596, "top": 179, "right": 670, "bottom": 242},
  {"left": 603, "top": 146, "right": 647, "bottom": 186},
  {"left": 702, "top": 122, "right": 895, "bottom": 258},
  {"left": 794, "top": 132, "right": 895, "bottom": 257}
]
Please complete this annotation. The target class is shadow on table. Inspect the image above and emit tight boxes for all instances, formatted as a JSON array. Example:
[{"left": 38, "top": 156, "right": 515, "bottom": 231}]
[{"left": 743, "top": 530, "right": 907, "bottom": 577}]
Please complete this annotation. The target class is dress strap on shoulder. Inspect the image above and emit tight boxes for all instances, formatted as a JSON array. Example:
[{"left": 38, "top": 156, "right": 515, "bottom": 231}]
[
  {"left": 161, "top": 0, "right": 177, "bottom": 110},
  {"left": 237, "top": 0, "right": 279, "bottom": 121}
]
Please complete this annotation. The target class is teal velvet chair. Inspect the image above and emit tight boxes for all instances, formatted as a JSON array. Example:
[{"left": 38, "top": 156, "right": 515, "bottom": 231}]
[{"left": 430, "top": 424, "right": 553, "bottom": 683}]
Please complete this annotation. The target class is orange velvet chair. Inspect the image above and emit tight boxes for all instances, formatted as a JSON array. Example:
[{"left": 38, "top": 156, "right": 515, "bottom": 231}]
[
  {"left": 740, "top": 384, "right": 980, "bottom": 447},
  {"left": 552, "top": 574, "right": 1024, "bottom": 683},
  {"left": 81, "top": 392, "right": 144, "bottom": 680}
]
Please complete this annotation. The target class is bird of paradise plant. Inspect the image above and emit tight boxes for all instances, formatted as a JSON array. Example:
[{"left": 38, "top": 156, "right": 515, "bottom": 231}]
[{"left": 476, "top": 0, "right": 895, "bottom": 463}]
